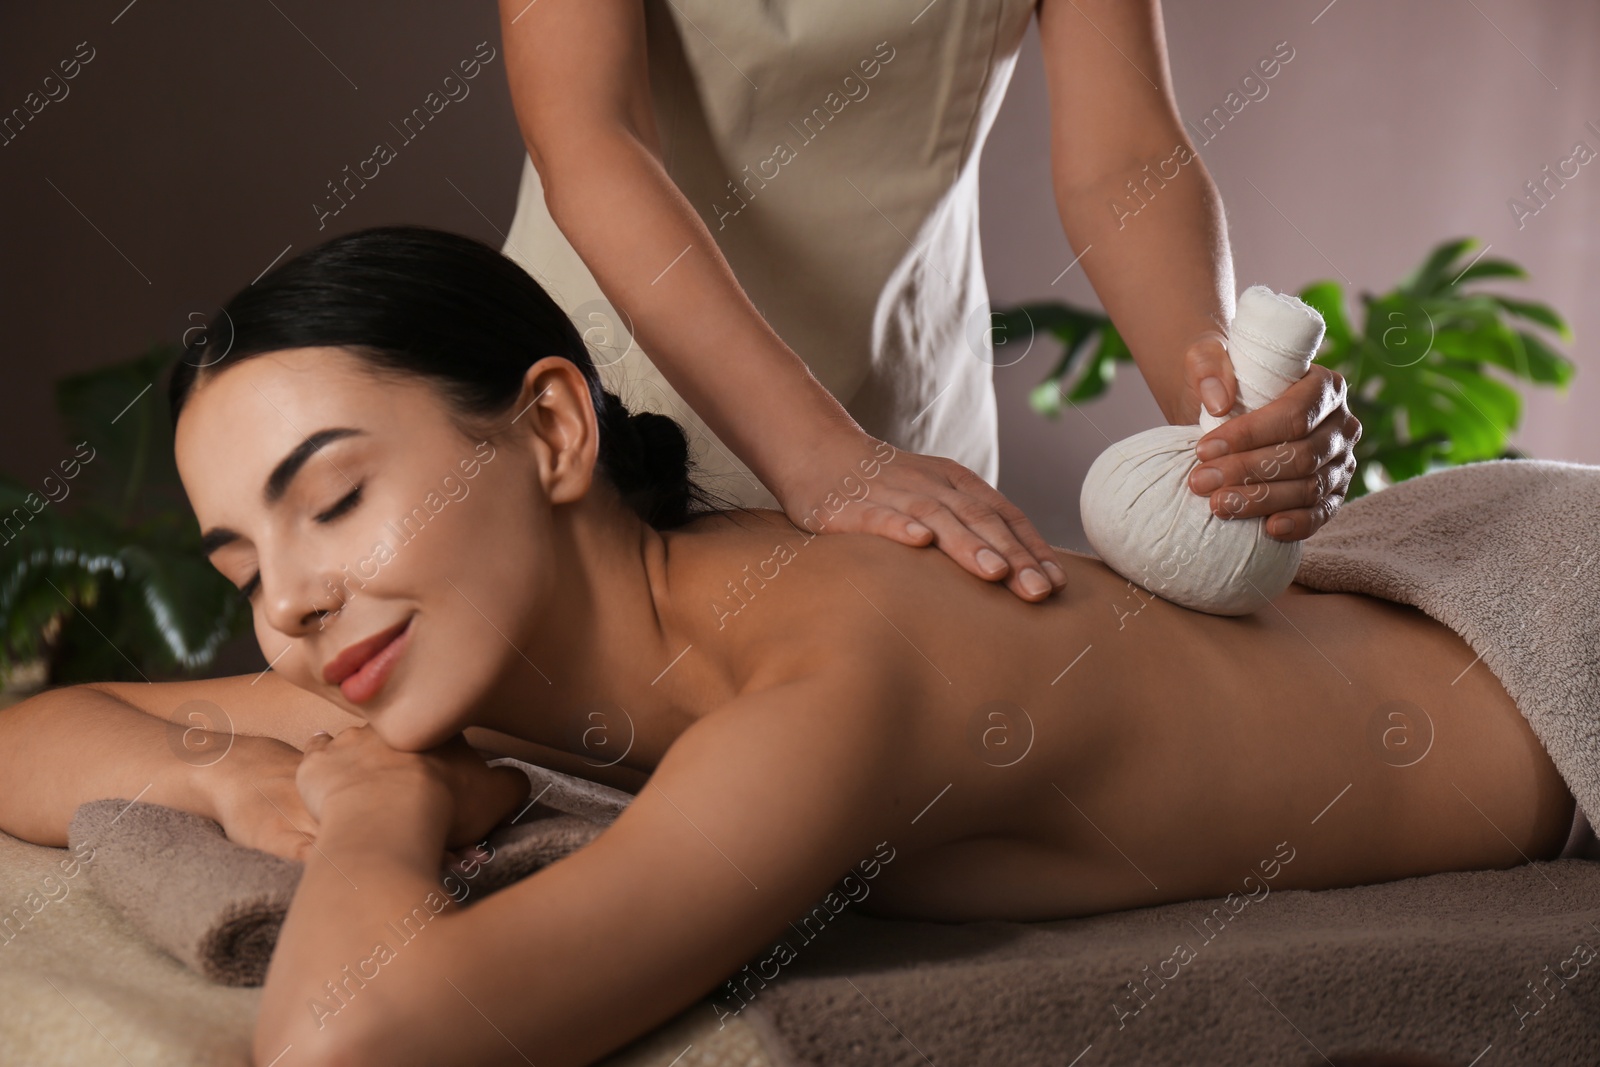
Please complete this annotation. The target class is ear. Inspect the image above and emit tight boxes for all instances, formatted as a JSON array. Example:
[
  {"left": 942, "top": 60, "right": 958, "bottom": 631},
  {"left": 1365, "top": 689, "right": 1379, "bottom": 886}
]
[{"left": 509, "top": 356, "right": 599, "bottom": 506}]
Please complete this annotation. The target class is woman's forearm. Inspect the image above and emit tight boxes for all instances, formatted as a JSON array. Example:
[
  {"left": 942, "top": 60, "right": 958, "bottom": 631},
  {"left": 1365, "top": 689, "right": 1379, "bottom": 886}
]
[
  {"left": 534, "top": 127, "right": 868, "bottom": 500},
  {"left": 253, "top": 787, "right": 455, "bottom": 1065},
  {"left": 1055, "top": 138, "right": 1236, "bottom": 426},
  {"left": 0, "top": 685, "right": 219, "bottom": 846}
]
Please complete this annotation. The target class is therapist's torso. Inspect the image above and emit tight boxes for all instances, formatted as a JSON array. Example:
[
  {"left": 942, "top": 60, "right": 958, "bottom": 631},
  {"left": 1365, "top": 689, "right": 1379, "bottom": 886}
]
[{"left": 502, "top": 0, "right": 1037, "bottom": 509}]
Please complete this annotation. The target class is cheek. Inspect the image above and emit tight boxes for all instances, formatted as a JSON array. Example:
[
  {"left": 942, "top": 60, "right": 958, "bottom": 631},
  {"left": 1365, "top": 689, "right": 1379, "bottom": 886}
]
[
  {"left": 412, "top": 489, "right": 547, "bottom": 650},
  {"left": 363, "top": 482, "right": 550, "bottom": 739},
  {"left": 378, "top": 473, "right": 545, "bottom": 602}
]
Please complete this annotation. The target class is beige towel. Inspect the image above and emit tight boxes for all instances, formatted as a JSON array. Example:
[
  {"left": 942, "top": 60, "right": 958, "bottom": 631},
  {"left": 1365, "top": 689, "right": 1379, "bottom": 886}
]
[
  {"left": 743, "top": 860, "right": 1600, "bottom": 1065},
  {"left": 1293, "top": 458, "right": 1600, "bottom": 824},
  {"left": 66, "top": 756, "right": 633, "bottom": 986}
]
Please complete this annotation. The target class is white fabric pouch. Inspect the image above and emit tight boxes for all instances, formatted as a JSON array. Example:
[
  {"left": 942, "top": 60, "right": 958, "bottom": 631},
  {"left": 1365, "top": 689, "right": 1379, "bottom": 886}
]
[{"left": 1078, "top": 285, "right": 1327, "bottom": 615}]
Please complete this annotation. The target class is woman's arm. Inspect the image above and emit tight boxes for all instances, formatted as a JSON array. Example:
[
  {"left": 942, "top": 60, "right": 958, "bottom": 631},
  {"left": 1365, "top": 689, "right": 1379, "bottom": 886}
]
[
  {"left": 253, "top": 662, "right": 906, "bottom": 1067},
  {"left": 0, "top": 685, "right": 219, "bottom": 846},
  {"left": 0, "top": 672, "right": 355, "bottom": 850},
  {"left": 1038, "top": 0, "right": 1234, "bottom": 426},
  {"left": 498, "top": 0, "right": 1069, "bottom": 601},
  {"left": 0, "top": 674, "right": 632, "bottom": 857},
  {"left": 1037, "top": 0, "right": 1359, "bottom": 541}
]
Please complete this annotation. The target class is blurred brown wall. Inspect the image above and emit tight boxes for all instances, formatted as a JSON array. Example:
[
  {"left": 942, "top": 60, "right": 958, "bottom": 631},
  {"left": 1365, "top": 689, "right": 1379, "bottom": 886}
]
[{"left": 0, "top": 1, "right": 526, "bottom": 486}]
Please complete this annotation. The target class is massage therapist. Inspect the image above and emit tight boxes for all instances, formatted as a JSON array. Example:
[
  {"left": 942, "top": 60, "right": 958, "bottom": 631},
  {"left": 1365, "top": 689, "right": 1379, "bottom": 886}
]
[{"left": 494, "top": 0, "right": 1360, "bottom": 602}]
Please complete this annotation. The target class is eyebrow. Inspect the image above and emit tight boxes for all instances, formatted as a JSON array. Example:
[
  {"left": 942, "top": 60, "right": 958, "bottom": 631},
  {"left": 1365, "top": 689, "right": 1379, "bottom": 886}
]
[{"left": 200, "top": 427, "right": 365, "bottom": 556}]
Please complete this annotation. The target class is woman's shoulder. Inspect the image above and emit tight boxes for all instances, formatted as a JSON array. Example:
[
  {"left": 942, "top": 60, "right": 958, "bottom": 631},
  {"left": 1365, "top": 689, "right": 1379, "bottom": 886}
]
[{"left": 671, "top": 510, "right": 935, "bottom": 664}]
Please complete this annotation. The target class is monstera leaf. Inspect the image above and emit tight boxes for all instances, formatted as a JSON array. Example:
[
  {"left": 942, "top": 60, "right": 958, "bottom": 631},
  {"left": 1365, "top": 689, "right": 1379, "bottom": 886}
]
[
  {"left": 0, "top": 345, "right": 251, "bottom": 686},
  {"left": 1301, "top": 238, "right": 1574, "bottom": 495}
]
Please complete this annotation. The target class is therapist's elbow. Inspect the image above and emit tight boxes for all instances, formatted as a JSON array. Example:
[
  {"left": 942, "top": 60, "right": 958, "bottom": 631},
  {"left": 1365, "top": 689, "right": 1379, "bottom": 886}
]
[{"left": 524, "top": 119, "right": 654, "bottom": 214}]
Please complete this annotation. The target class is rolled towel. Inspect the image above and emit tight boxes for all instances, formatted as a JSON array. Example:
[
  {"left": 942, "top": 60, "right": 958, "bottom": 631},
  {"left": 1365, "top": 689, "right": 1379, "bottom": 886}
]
[
  {"left": 1078, "top": 285, "right": 1327, "bottom": 615},
  {"left": 66, "top": 756, "right": 634, "bottom": 986}
]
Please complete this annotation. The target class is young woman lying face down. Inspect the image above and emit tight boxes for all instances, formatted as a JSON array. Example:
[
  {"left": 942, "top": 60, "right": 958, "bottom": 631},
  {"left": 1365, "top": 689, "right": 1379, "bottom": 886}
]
[{"left": 4, "top": 227, "right": 1574, "bottom": 1067}]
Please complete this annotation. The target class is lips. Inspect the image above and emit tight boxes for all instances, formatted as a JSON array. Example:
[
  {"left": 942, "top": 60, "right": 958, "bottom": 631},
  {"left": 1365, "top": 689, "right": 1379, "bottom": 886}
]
[{"left": 322, "top": 615, "right": 414, "bottom": 704}]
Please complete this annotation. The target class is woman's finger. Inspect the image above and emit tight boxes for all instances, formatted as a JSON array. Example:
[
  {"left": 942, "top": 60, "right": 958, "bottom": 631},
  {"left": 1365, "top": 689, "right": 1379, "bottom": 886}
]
[
  {"left": 1182, "top": 331, "right": 1237, "bottom": 419},
  {"left": 846, "top": 494, "right": 1061, "bottom": 599},
  {"left": 1205, "top": 454, "right": 1356, "bottom": 536},
  {"left": 445, "top": 845, "right": 490, "bottom": 876},
  {"left": 1208, "top": 475, "right": 1316, "bottom": 525},
  {"left": 252, "top": 787, "right": 319, "bottom": 860},
  {"left": 777, "top": 441, "right": 1061, "bottom": 601},
  {"left": 1195, "top": 365, "right": 1346, "bottom": 461},
  {"left": 1244, "top": 458, "right": 1356, "bottom": 541},
  {"left": 945, "top": 470, "right": 1068, "bottom": 591},
  {"left": 844, "top": 502, "right": 937, "bottom": 548},
  {"left": 1189, "top": 412, "right": 1346, "bottom": 498},
  {"left": 895, "top": 497, "right": 1054, "bottom": 601},
  {"left": 939, "top": 494, "right": 1055, "bottom": 600}
]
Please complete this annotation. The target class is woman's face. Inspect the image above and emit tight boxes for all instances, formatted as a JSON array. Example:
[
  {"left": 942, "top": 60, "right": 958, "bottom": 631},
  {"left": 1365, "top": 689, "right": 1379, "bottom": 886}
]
[{"left": 175, "top": 347, "right": 562, "bottom": 751}]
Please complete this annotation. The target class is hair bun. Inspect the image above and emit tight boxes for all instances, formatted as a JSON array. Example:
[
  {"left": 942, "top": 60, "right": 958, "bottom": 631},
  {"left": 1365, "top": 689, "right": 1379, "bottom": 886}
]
[
  {"left": 597, "top": 392, "right": 704, "bottom": 527},
  {"left": 629, "top": 409, "right": 694, "bottom": 487}
]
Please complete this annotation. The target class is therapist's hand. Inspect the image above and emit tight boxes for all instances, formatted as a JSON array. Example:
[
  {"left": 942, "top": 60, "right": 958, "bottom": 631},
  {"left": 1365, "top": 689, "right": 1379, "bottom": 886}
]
[
  {"left": 1181, "top": 333, "right": 1361, "bottom": 542},
  {"left": 770, "top": 423, "right": 1068, "bottom": 602}
]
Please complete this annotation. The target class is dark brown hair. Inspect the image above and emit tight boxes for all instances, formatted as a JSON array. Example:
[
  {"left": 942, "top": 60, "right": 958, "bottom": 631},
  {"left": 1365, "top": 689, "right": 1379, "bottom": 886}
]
[{"left": 168, "top": 225, "right": 741, "bottom": 528}]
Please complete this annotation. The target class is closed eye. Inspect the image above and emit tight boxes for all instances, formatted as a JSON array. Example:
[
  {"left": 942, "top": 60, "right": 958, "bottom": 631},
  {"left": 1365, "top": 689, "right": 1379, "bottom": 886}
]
[
  {"left": 237, "top": 484, "right": 364, "bottom": 601},
  {"left": 315, "top": 484, "right": 363, "bottom": 523}
]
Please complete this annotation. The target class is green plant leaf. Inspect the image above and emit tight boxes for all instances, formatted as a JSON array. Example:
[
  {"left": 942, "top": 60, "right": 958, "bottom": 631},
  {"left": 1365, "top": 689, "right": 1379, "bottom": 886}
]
[
  {"left": 1066, "top": 348, "right": 1117, "bottom": 404},
  {"left": 1016, "top": 304, "right": 1120, "bottom": 416},
  {"left": 1066, "top": 324, "right": 1130, "bottom": 404},
  {"left": 133, "top": 545, "right": 249, "bottom": 664},
  {"left": 1298, "top": 281, "right": 1353, "bottom": 355},
  {"left": 1, "top": 346, "right": 253, "bottom": 684},
  {"left": 1516, "top": 331, "right": 1577, "bottom": 389},
  {"left": 1482, "top": 295, "right": 1573, "bottom": 341},
  {"left": 1029, "top": 378, "right": 1065, "bottom": 419},
  {"left": 1449, "top": 258, "right": 1528, "bottom": 287},
  {"left": 1371, "top": 435, "right": 1450, "bottom": 486},
  {"left": 1390, "top": 363, "right": 1517, "bottom": 463},
  {"left": 1364, "top": 292, "right": 1436, "bottom": 369},
  {"left": 1431, "top": 361, "right": 1521, "bottom": 428},
  {"left": 1399, "top": 237, "right": 1478, "bottom": 296}
]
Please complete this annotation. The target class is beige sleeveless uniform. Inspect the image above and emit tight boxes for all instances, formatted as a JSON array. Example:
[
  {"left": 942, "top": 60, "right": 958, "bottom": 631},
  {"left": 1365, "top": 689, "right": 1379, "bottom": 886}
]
[{"left": 502, "top": 0, "right": 1038, "bottom": 510}]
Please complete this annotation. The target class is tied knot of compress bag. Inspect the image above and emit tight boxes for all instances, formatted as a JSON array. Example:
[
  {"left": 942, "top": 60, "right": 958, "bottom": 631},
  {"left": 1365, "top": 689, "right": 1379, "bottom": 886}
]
[{"left": 1079, "top": 284, "right": 1328, "bottom": 616}]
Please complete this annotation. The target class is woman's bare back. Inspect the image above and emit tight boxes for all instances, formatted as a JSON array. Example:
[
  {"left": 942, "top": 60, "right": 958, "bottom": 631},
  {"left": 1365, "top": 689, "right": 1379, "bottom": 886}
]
[{"left": 669, "top": 509, "right": 1576, "bottom": 922}]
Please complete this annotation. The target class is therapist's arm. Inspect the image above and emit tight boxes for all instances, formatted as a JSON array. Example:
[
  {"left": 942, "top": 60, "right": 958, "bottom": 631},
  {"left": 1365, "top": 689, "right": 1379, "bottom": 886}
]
[
  {"left": 497, "top": 0, "right": 1067, "bottom": 601},
  {"left": 1037, "top": 0, "right": 1360, "bottom": 541}
]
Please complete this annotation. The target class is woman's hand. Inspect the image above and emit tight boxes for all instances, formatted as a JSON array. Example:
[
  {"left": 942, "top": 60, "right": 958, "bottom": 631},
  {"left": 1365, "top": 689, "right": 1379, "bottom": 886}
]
[
  {"left": 208, "top": 735, "right": 320, "bottom": 863},
  {"left": 771, "top": 422, "right": 1068, "bottom": 602},
  {"left": 1182, "top": 332, "right": 1361, "bottom": 541},
  {"left": 297, "top": 725, "right": 531, "bottom": 850}
]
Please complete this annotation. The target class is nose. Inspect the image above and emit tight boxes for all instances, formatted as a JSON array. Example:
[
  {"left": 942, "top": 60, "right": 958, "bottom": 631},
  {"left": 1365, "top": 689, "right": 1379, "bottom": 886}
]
[{"left": 259, "top": 550, "right": 347, "bottom": 637}]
